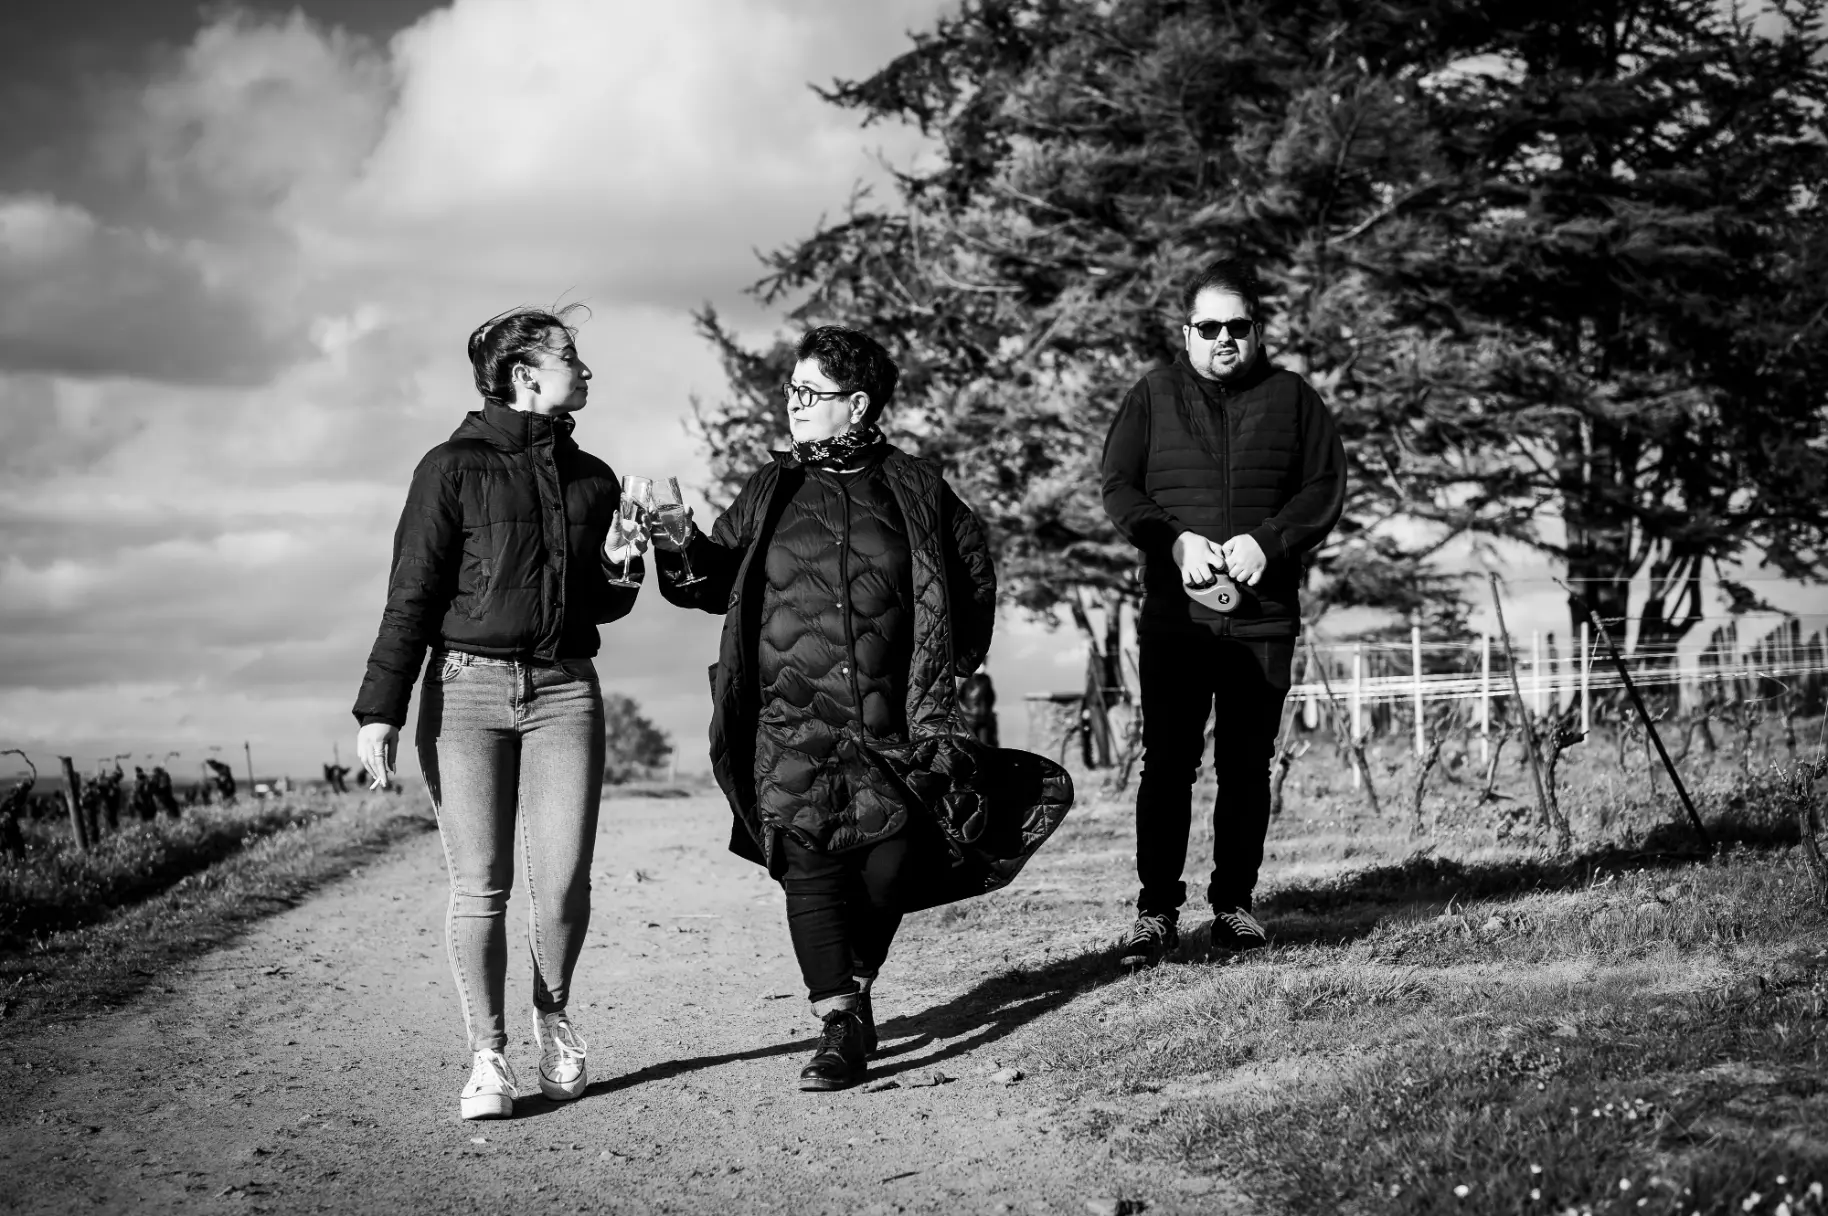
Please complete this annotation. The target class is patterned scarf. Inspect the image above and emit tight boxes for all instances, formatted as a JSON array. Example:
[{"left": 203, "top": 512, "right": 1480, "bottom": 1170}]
[{"left": 791, "top": 423, "right": 886, "bottom": 469}]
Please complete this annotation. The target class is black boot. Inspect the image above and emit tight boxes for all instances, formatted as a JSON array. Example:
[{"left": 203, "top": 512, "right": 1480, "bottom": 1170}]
[
  {"left": 856, "top": 989, "right": 878, "bottom": 1056},
  {"left": 799, "top": 1010, "right": 867, "bottom": 1091}
]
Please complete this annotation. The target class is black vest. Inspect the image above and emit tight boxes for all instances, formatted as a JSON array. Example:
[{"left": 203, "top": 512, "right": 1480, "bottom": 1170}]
[{"left": 1135, "top": 355, "right": 1309, "bottom": 635}]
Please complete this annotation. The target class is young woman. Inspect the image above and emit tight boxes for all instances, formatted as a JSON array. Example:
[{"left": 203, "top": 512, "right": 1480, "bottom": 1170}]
[
  {"left": 652, "top": 325, "right": 997, "bottom": 1091},
  {"left": 351, "top": 307, "right": 645, "bottom": 1119}
]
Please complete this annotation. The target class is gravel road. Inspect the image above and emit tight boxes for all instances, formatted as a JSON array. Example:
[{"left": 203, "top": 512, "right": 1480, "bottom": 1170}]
[{"left": 0, "top": 791, "right": 1246, "bottom": 1215}]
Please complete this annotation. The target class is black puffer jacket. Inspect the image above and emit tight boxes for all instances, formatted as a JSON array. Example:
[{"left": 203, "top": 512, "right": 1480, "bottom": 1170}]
[
  {"left": 1101, "top": 351, "right": 1346, "bottom": 635},
  {"left": 754, "top": 452, "right": 915, "bottom": 848},
  {"left": 352, "top": 403, "right": 639, "bottom": 729},
  {"left": 657, "top": 444, "right": 996, "bottom": 869}
]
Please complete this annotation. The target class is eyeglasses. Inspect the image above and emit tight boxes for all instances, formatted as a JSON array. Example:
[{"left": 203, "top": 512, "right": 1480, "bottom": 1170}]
[
  {"left": 1189, "top": 318, "right": 1256, "bottom": 341},
  {"left": 780, "top": 382, "right": 851, "bottom": 408}
]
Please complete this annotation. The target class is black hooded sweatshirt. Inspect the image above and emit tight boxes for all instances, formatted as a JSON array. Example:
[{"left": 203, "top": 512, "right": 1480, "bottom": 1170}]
[{"left": 352, "top": 402, "right": 639, "bottom": 729}]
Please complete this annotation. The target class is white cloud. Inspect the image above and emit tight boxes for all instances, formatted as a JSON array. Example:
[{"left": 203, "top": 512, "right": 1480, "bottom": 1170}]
[
  {"left": 318, "top": 0, "right": 936, "bottom": 304},
  {"left": 131, "top": 10, "right": 395, "bottom": 224}
]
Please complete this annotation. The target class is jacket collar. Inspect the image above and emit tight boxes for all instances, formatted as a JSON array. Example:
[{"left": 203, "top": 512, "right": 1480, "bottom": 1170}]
[{"left": 452, "top": 401, "right": 577, "bottom": 453}]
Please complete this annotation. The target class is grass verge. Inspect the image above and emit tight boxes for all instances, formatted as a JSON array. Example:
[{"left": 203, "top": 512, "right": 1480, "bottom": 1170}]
[
  {"left": 931, "top": 742, "right": 1828, "bottom": 1216},
  {"left": 0, "top": 790, "right": 434, "bottom": 1029}
]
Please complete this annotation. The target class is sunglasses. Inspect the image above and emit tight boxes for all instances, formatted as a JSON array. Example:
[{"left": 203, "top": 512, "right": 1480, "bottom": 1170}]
[{"left": 1189, "top": 318, "right": 1256, "bottom": 341}]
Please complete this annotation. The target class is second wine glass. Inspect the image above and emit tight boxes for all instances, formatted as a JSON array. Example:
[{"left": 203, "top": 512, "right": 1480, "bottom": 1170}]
[{"left": 653, "top": 477, "right": 704, "bottom": 587}]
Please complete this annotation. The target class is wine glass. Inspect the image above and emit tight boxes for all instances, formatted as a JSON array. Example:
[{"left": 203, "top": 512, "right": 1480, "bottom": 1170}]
[
  {"left": 653, "top": 477, "right": 704, "bottom": 587},
  {"left": 606, "top": 474, "right": 653, "bottom": 588}
]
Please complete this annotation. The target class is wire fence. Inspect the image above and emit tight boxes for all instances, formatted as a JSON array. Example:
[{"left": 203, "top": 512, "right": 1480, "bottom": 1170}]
[
  {"left": 1024, "top": 609, "right": 1828, "bottom": 773},
  {"left": 1293, "top": 612, "right": 1828, "bottom": 756}
]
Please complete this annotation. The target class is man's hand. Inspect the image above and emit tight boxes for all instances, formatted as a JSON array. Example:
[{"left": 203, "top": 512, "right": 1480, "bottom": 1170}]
[
  {"left": 1221, "top": 534, "right": 1268, "bottom": 587},
  {"left": 1172, "top": 531, "right": 1227, "bottom": 587}
]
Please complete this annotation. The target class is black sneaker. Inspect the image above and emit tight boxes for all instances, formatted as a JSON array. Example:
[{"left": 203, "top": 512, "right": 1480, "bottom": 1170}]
[
  {"left": 856, "top": 989, "right": 878, "bottom": 1057},
  {"left": 1118, "top": 913, "right": 1179, "bottom": 970},
  {"left": 1210, "top": 906, "right": 1269, "bottom": 952},
  {"left": 799, "top": 1010, "right": 867, "bottom": 1091}
]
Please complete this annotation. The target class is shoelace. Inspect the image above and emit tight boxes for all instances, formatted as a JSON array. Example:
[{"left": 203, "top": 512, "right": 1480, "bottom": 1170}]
[
  {"left": 540, "top": 1018, "right": 587, "bottom": 1064},
  {"left": 1217, "top": 909, "right": 1265, "bottom": 939},
  {"left": 815, "top": 1015, "right": 857, "bottom": 1055},
  {"left": 1125, "top": 914, "right": 1173, "bottom": 947},
  {"left": 468, "top": 1050, "right": 518, "bottom": 1095}
]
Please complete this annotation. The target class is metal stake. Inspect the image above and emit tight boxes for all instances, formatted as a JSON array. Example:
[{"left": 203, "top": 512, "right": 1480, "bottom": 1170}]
[{"left": 1569, "top": 588, "right": 1712, "bottom": 854}]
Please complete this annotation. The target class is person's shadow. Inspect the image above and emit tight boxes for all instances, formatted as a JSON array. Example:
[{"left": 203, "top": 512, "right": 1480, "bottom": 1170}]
[
  {"left": 864, "top": 948, "right": 1124, "bottom": 1081},
  {"left": 1257, "top": 814, "right": 1784, "bottom": 950},
  {"left": 512, "top": 947, "right": 1126, "bottom": 1115}
]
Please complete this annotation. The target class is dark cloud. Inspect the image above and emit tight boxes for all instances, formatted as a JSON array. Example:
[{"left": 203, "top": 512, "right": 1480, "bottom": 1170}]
[{"left": 0, "top": 196, "right": 312, "bottom": 385}]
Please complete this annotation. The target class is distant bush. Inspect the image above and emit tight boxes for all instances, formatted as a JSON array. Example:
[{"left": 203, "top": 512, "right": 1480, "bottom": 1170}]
[{"left": 604, "top": 692, "right": 672, "bottom": 784}]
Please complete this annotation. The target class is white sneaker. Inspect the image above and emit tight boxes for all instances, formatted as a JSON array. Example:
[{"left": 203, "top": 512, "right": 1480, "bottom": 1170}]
[
  {"left": 534, "top": 1010, "right": 588, "bottom": 1101},
  {"left": 460, "top": 1049, "right": 518, "bottom": 1120}
]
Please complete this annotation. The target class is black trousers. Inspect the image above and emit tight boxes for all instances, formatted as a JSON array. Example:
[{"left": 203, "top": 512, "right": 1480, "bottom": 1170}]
[
  {"left": 1134, "top": 626, "right": 1293, "bottom": 918},
  {"left": 779, "top": 832, "right": 918, "bottom": 1004}
]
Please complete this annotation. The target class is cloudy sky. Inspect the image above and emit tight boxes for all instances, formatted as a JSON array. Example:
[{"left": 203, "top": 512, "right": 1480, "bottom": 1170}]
[
  {"left": 0, "top": 0, "right": 975, "bottom": 780},
  {"left": 2, "top": 0, "right": 1820, "bottom": 786}
]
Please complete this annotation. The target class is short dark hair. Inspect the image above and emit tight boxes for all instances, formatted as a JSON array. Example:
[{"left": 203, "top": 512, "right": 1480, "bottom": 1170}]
[
  {"left": 466, "top": 304, "right": 588, "bottom": 404},
  {"left": 794, "top": 325, "right": 899, "bottom": 425},
  {"left": 1181, "top": 257, "right": 1265, "bottom": 321}
]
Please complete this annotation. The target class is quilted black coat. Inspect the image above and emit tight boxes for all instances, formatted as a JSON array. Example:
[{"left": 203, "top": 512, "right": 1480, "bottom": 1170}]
[
  {"left": 352, "top": 403, "right": 639, "bottom": 729},
  {"left": 657, "top": 445, "right": 998, "bottom": 871}
]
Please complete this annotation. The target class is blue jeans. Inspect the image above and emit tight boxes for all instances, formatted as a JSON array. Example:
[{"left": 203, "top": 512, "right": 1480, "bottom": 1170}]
[{"left": 416, "top": 651, "right": 605, "bottom": 1053}]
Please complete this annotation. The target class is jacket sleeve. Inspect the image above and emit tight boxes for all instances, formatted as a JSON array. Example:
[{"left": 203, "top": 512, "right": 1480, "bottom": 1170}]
[
  {"left": 1100, "top": 383, "right": 1181, "bottom": 558},
  {"left": 1245, "top": 380, "right": 1347, "bottom": 561},
  {"left": 352, "top": 455, "right": 461, "bottom": 728},
  {"left": 655, "top": 468, "right": 767, "bottom": 614},
  {"left": 596, "top": 553, "right": 644, "bottom": 623},
  {"left": 943, "top": 480, "right": 997, "bottom": 676}
]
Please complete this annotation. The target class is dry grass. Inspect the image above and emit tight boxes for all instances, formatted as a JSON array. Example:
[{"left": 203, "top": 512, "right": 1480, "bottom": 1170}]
[
  {"left": 913, "top": 725, "right": 1828, "bottom": 1216},
  {"left": 0, "top": 789, "right": 434, "bottom": 1029}
]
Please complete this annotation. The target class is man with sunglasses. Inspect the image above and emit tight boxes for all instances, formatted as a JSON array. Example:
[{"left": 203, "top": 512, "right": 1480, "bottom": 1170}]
[{"left": 1100, "top": 257, "right": 1346, "bottom": 968}]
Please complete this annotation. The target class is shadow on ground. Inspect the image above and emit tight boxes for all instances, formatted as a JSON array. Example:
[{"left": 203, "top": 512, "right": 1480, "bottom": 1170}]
[
  {"left": 545, "top": 945, "right": 1129, "bottom": 1107},
  {"left": 1259, "top": 816, "right": 1796, "bottom": 949}
]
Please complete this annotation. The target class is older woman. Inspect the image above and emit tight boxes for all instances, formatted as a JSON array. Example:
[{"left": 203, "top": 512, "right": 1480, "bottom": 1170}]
[
  {"left": 352, "top": 307, "right": 645, "bottom": 1119},
  {"left": 654, "top": 325, "right": 997, "bottom": 1091}
]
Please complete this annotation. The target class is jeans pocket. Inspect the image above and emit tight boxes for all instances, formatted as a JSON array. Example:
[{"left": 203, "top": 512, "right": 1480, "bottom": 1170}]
[
  {"left": 436, "top": 653, "right": 467, "bottom": 682},
  {"left": 558, "top": 657, "right": 598, "bottom": 684}
]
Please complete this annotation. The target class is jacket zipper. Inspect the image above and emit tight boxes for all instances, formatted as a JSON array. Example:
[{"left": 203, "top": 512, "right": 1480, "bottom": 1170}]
[
  {"left": 538, "top": 432, "right": 563, "bottom": 659},
  {"left": 1217, "top": 385, "right": 1233, "bottom": 637},
  {"left": 838, "top": 475, "right": 863, "bottom": 719}
]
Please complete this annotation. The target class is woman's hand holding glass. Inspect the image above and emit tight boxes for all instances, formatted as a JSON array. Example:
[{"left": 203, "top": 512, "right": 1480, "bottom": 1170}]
[
  {"left": 649, "top": 477, "right": 704, "bottom": 585},
  {"left": 606, "top": 475, "right": 654, "bottom": 588},
  {"left": 605, "top": 506, "right": 649, "bottom": 564}
]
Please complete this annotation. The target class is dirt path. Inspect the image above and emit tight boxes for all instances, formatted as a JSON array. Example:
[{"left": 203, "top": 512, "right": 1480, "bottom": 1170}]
[{"left": 0, "top": 791, "right": 1243, "bottom": 1215}]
